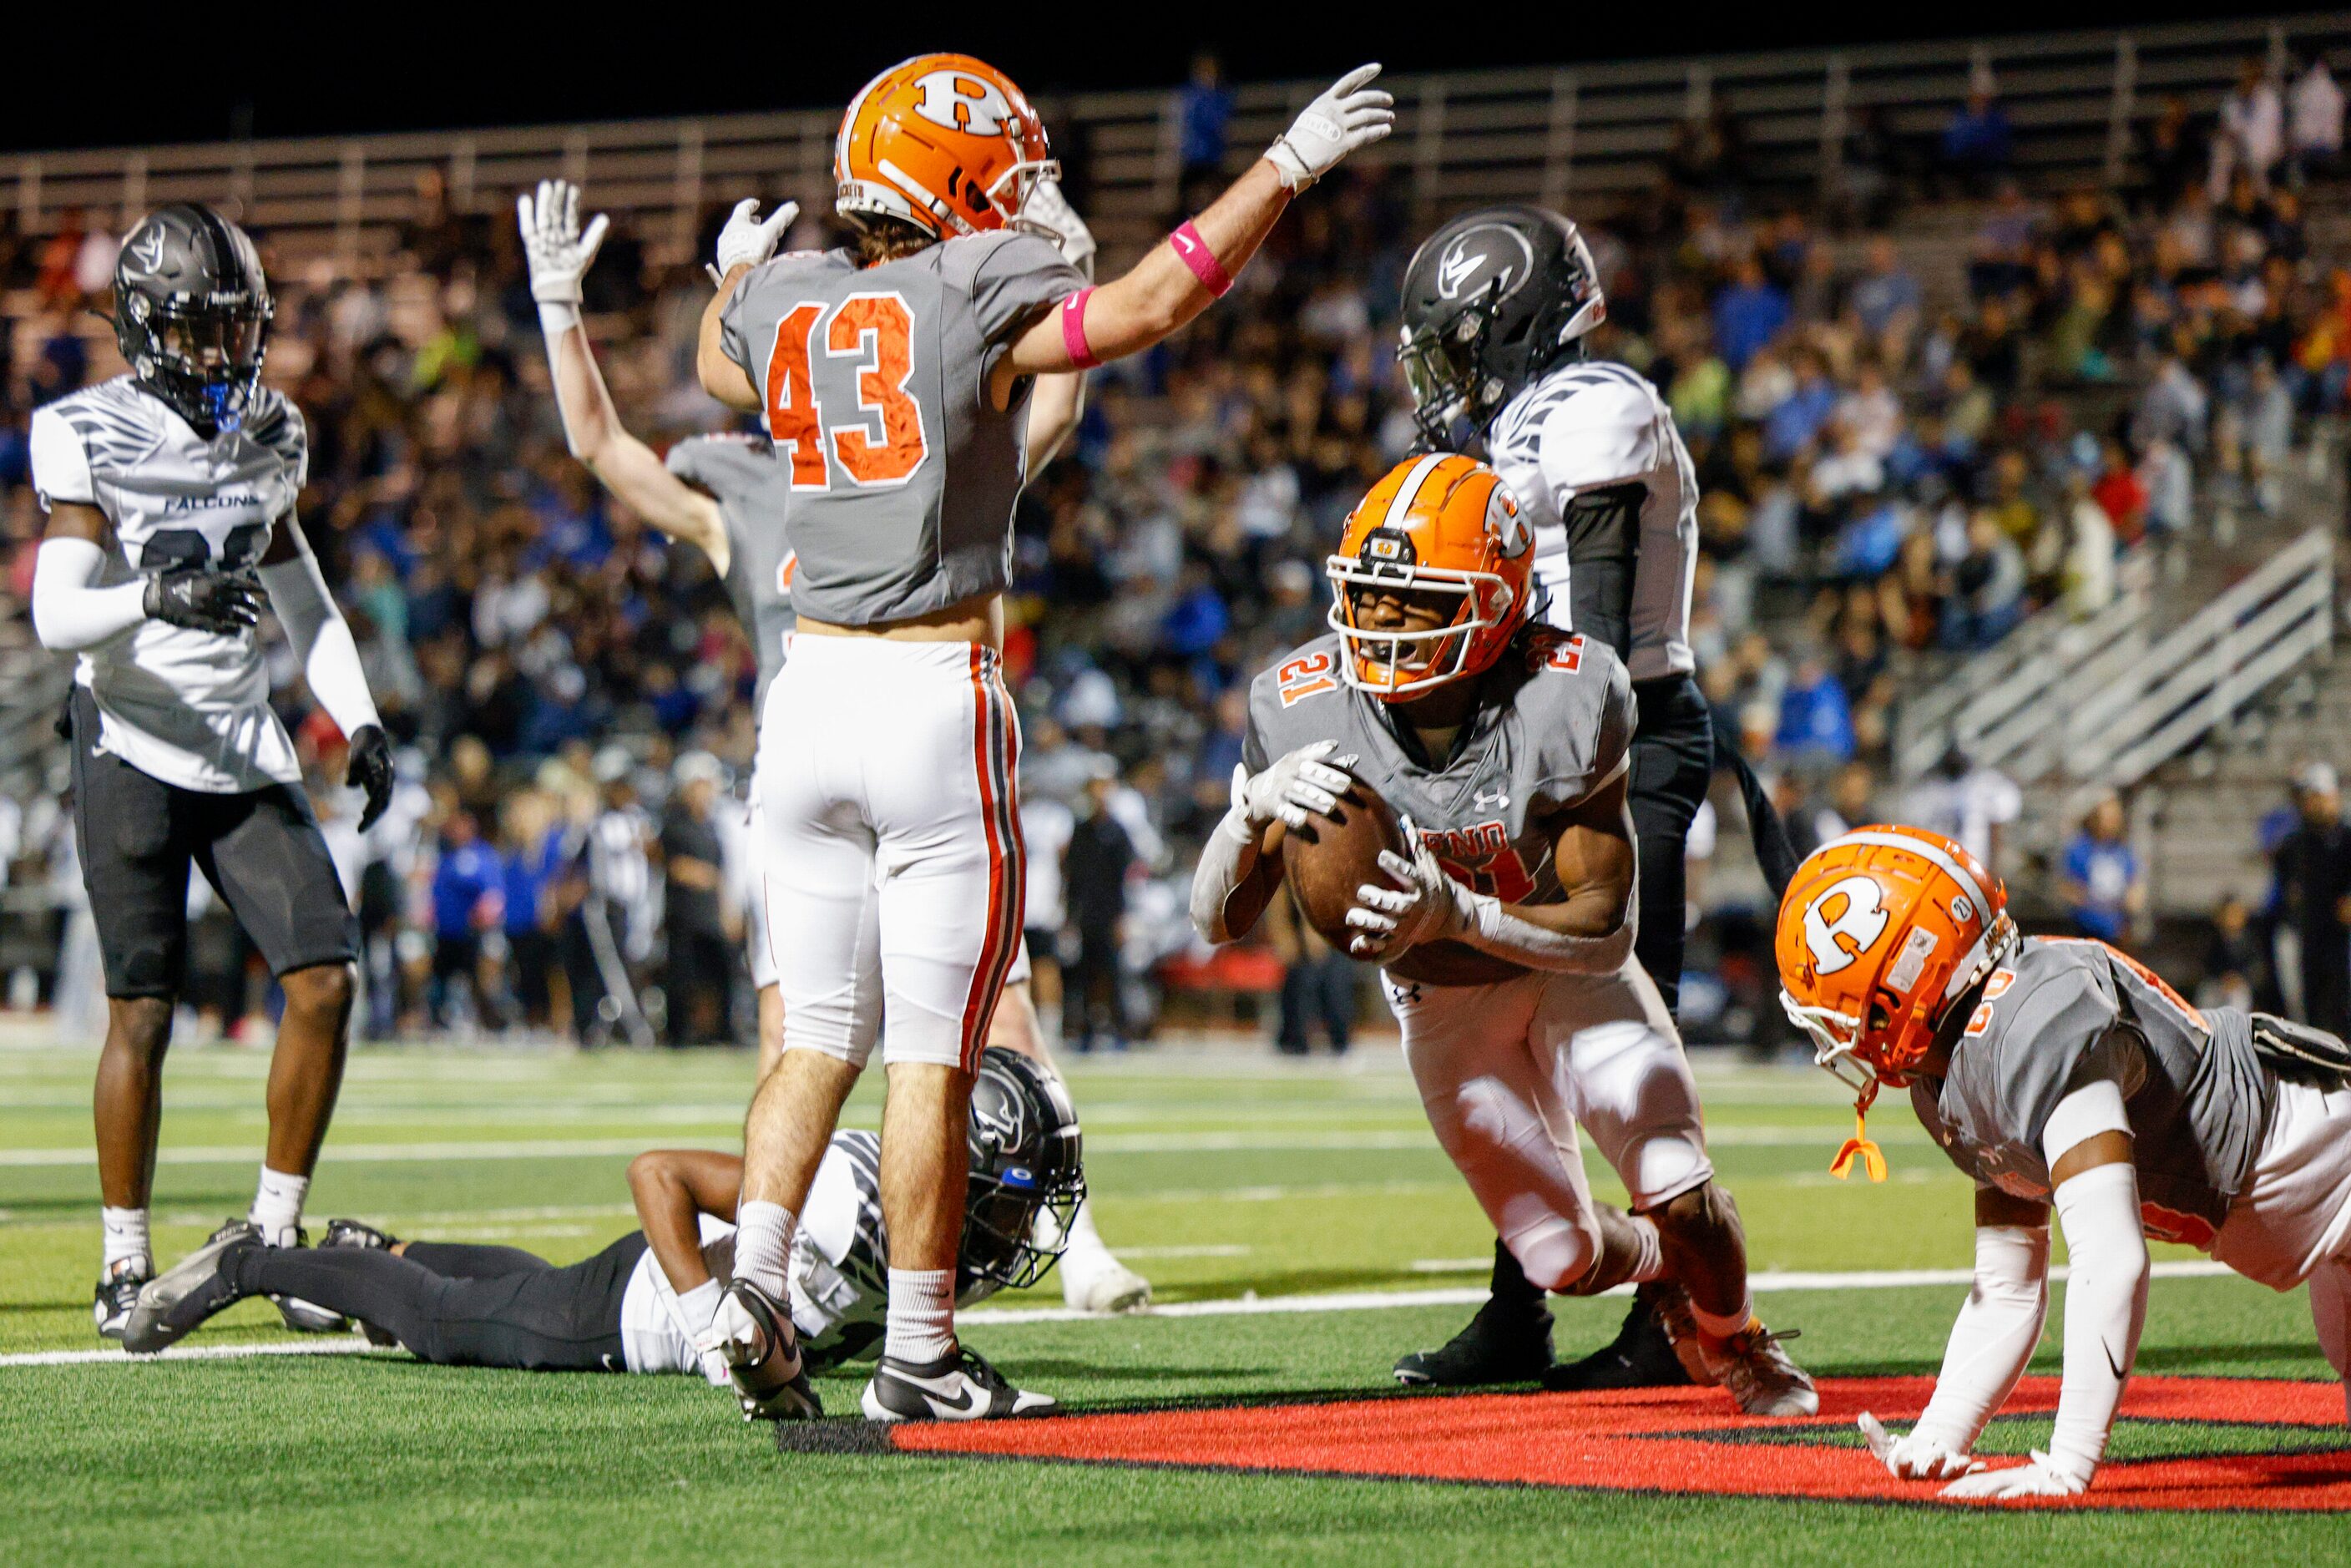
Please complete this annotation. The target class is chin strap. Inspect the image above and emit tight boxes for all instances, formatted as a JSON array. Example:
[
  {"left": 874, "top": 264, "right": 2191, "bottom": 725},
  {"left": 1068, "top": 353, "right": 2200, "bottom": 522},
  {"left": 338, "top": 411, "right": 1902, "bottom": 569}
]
[{"left": 1831, "top": 1079, "right": 1888, "bottom": 1183}]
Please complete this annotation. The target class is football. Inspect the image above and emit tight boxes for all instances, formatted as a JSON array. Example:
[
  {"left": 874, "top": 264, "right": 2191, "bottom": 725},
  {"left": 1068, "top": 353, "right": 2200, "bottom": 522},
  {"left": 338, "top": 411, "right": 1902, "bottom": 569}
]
[{"left": 1280, "top": 775, "right": 1528, "bottom": 988}]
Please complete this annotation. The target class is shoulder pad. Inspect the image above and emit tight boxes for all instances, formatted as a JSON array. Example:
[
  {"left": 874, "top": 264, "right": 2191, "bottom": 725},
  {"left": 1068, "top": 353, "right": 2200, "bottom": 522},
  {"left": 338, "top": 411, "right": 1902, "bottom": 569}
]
[{"left": 1535, "top": 374, "right": 1661, "bottom": 495}]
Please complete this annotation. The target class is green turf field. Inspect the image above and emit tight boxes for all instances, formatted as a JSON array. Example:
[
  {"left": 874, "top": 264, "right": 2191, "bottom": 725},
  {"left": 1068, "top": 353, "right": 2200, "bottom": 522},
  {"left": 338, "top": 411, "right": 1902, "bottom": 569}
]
[{"left": 1, "top": 1034, "right": 2343, "bottom": 1564}]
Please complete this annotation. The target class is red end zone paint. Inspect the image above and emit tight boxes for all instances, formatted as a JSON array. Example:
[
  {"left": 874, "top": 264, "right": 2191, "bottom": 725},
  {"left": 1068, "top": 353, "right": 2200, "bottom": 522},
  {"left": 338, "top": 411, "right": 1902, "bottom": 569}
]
[{"left": 890, "top": 1376, "right": 2351, "bottom": 1510}]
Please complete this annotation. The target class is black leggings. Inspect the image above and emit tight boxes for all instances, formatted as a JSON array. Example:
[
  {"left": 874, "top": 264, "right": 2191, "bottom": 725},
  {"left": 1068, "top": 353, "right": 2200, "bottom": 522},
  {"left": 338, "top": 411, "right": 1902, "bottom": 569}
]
[
  {"left": 1628, "top": 675, "right": 1715, "bottom": 1018},
  {"left": 236, "top": 1232, "right": 647, "bottom": 1372}
]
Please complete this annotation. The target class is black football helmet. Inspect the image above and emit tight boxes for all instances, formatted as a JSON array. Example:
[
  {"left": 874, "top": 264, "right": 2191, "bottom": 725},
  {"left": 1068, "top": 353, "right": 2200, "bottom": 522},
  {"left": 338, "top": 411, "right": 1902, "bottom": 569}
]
[
  {"left": 111, "top": 204, "right": 274, "bottom": 438},
  {"left": 1398, "top": 205, "right": 1604, "bottom": 448},
  {"left": 960, "top": 1046, "right": 1086, "bottom": 1292}
]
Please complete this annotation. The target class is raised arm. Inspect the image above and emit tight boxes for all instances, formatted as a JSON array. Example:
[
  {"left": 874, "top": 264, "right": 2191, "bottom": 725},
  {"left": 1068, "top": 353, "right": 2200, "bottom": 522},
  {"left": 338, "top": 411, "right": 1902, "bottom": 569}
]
[
  {"left": 999, "top": 66, "right": 1393, "bottom": 382},
  {"left": 1346, "top": 769, "right": 1639, "bottom": 974},
  {"left": 520, "top": 181, "right": 731, "bottom": 568},
  {"left": 696, "top": 199, "right": 799, "bottom": 412}
]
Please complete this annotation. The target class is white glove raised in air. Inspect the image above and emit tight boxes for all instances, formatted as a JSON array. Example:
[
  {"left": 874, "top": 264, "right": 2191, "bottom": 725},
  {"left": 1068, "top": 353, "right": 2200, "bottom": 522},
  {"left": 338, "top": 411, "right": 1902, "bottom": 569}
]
[
  {"left": 1266, "top": 64, "right": 1396, "bottom": 191},
  {"left": 1858, "top": 1412, "right": 1981, "bottom": 1482},
  {"left": 1228, "top": 740, "right": 1358, "bottom": 841},
  {"left": 710, "top": 197, "right": 801, "bottom": 286},
  {"left": 1937, "top": 1449, "right": 2091, "bottom": 1501},
  {"left": 1346, "top": 819, "right": 1474, "bottom": 959},
  {"left": 517, "top": 179, "right": 608, "bottom": 310},
  {"left": 1021, "top": 175, "right": 1096, "bottom": 280}
]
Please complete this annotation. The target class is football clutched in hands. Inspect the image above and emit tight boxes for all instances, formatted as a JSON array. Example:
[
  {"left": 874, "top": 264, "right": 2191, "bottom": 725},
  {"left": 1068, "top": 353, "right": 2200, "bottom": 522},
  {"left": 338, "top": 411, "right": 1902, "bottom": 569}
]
[{"left": 1277, "top": 772, "right": 1527, "bottom": 988}]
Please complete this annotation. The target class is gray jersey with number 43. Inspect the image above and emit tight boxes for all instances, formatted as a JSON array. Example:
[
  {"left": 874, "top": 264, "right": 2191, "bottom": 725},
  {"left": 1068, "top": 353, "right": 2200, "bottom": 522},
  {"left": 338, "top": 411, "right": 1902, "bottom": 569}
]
[
  {"left": 719, "top": 233, "right": 1082, "bottom": 627},
  {"left": 1242, "top": 627, "right": 1636, "bottom": 908}
]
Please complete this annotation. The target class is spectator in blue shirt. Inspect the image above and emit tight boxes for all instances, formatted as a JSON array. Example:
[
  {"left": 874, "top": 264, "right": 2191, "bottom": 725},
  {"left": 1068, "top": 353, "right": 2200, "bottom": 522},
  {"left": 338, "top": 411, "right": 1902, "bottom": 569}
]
[
  {"left": 500, "top": 792, "right": 567, "bottom": 1029},
  {"left": 2060, "top": 792, "right": 2146, "bottom": 946},
  {"left": 1940, "top": 89, "right": 2015, "bottom": 193},
  {"left": 1711, "top": 253, "right": 1788, "bottom": 372},
  {"left": 1177, "top": 53, "right": 1232, "bottom": 178},
  {"left": 431, "top": 811, "right": 505, "bottom": 1028},
  {"left": 1774, "top": 653, "right": 1857, "bottom": 762}
]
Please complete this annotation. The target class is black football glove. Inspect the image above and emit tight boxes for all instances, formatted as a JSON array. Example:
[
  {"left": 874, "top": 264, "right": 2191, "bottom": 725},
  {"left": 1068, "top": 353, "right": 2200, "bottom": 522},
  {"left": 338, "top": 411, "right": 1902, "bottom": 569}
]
[
  {"left": 346, "top": 725, "right": 395, "bottom": 832},
  {"left": 144, "top": 569, "right": 263, "bottom": 635}
]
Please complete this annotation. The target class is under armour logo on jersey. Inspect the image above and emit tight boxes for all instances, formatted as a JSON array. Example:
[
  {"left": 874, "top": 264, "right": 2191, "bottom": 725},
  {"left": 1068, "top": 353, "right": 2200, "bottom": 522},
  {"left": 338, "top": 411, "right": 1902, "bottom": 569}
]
[
  {"left": 1435, "top": 225, "right": 1534, "bottom": 302},
  {"left": 1473, "top": 788, "right": 1509, "bottom": 810},
  {"left": 912, "top": 70, "right": 1015, "bottom": 136},
  {"left": 1802, "top": 875, "right": 1890, "bottom": 974}
]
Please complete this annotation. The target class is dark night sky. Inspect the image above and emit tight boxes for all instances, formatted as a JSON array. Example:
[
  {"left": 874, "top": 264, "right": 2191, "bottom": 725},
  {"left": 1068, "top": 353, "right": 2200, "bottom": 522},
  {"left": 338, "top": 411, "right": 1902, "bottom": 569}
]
[{"left": 0, "top": 3, "right": 2298, "bottom": 154}]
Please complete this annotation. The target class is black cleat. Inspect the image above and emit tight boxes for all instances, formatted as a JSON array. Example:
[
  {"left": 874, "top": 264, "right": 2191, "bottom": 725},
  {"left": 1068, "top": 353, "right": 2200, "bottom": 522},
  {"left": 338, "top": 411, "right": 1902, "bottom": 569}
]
[
  {"left": 719, "top": 1281, "right": 821, "bottom": 1422},
  {"left": 321, "top": 1217, "right": 399, "bottom": 1252},
  {"left": 94, "top": 1262, "right": 150, "bottom": 1342},
  {"left": 123, "top": 1221, "right": 262, "bottom": 1354},
  {"left": 860, "top": 1344, "right": 1058, "bottom": 1422},
  {"left": 1393, "top": 1298, "right": 1555, "bottom": 1387},
  {"left": 1543, "top": 1282, "right": 1701, "bottom": 1392}
]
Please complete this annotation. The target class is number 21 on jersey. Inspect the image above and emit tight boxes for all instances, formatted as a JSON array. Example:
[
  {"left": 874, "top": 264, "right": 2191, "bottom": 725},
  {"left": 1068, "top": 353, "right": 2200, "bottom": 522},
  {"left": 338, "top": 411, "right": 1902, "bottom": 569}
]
[{"left": 764, "top": 291, "right": 932, "bottom": 492}]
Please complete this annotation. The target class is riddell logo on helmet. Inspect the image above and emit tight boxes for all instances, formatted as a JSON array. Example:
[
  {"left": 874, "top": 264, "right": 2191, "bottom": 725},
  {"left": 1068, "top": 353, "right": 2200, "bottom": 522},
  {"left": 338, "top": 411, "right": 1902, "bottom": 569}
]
[
  {"left": 1802, "top": 876, "right": 1889, "bottom": 974},
  {"left": 912, "top": 72, "right": 1016, "bottom": 137}
]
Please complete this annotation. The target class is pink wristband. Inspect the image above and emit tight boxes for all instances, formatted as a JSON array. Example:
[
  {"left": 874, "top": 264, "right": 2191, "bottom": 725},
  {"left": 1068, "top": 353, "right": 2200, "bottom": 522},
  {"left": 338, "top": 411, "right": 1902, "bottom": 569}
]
[
  {"left": 1169, "top": 220, "right": 1234, "bottom": 296},
  {"left": 1059, "top": 286, "right": 1100, "bottom": 370}
]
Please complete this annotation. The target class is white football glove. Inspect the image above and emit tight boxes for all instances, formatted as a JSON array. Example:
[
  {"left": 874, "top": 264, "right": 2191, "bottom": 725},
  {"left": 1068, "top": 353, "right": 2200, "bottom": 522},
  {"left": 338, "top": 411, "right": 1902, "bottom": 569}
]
[
  {"left": 1022, "top": 175, "right": 1096, "bottom": 281},
  {"left": 516, "top": 179, "right": 609, "bottom": 308},
  {"left": 710, "top": 197, "right": 801, "bottom": 286},
  {"left": 1345, "top": 818, "right": 1474, "bottom": 959},
  {"left": 1266, "top": 64, "right": 1396, "bottom": 191},
  {"left": 705, "top": 1288, "right": 770, "bottom": 1368},
  {"left": 1858, "top": 1412, "right": 1981, "bottom": 1482},
  {"left": 1937, "top": 1450, "right": 2091, "bottom": 1501},
  {"left": 1230, "top": 740, "right": 1359, "bottom": 839}
]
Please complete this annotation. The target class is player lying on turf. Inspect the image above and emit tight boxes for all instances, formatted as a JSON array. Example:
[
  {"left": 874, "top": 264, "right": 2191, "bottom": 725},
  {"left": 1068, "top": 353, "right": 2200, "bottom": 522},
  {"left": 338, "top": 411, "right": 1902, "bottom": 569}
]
[
  {"left": 123, "top": 1048, "right": 1079, "bottom": 1416},
  {"left": 1191, "top": 453, "right": 1814, "bottom": 1416},
  {"left": 1777, "top": 825, "right": 2351, "bottom": 1497},
  {"left": 515, "top": 178, "right": 1146, "bottom": 1317}
]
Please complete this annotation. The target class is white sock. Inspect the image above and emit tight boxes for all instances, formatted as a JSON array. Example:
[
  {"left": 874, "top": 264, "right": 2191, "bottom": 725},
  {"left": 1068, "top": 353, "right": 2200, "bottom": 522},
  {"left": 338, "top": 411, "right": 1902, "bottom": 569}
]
[
  {"left": 1691, "top": 1290, "right": 1756, "bottom": 1341},
  {"left": 101, "top": 1206, "right": 150, "bottom": 1277},
  {"left": 733, "top": 1201, "right": 796, "bottom": 1297},
  {"left": 1060, "top": 1196, "right": 1113, "bottom": 1267},
  {"left": 249, "top": 1167, "right": 310, "bottom": 1248},
  {"left": 675, "top": 1277, "right": 724, "bottom": 1338},
  {"left": 884, "top": 1267, "right": 956, "bottom": 1364}
]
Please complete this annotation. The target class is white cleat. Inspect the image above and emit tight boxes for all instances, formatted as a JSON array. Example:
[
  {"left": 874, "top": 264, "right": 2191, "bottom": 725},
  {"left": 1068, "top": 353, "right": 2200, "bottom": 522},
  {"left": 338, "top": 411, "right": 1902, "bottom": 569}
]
[{"left": 1060, "top": 1250, "right": 1152, "bottom": 1314}]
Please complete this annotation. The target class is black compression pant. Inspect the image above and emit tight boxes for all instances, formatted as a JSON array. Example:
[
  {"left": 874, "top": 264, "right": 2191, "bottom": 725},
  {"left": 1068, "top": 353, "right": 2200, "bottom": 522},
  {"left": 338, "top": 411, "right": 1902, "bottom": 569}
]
[
  {"left": 234, "top": 1232, "right": 647, "bottom": 1372},
  {"left": 1627, "top": 674, "right": 1715, "bottom": 1019}
]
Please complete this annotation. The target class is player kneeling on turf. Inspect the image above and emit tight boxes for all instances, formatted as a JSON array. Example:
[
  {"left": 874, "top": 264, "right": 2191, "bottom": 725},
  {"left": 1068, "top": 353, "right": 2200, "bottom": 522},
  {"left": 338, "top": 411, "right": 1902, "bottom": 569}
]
[
  {"left": 1777, "top": 826, "right": 2351, "bottom": 1496},
  {"left": 1191, "top": 453, "right": 1814, "bottom": 1416},
  {"left": 123, "top": 1049, "right": 1080, "bottom": 1420}
]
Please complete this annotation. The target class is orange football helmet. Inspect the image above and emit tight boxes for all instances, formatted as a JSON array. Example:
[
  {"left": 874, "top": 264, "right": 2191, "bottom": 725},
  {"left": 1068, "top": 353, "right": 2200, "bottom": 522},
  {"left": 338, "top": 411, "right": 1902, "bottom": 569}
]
[
  {"left": 835, "top": 54, "right": 1057, "bottom": 240},
  {"left": 1774, "top": 824, "right": 2016, "bottom": 1180},
  {"left": 1326, "top": 453, "right": 1534, "bottom": 701}
]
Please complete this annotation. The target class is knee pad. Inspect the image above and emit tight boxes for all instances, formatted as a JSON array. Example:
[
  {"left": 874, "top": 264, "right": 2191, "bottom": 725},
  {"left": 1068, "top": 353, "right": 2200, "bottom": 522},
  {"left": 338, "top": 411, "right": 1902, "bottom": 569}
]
[{"left": 1510, "top": 1214, "right": 1602, "bottom": 1295}]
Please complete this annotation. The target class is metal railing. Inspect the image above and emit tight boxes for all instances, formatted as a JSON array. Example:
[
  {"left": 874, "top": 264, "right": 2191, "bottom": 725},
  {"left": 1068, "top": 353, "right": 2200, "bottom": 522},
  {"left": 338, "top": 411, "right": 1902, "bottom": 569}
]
[
  {"left": 2, "top": 15, "right": 2343, "bottom": 268},
  {"left": 1899, "top": 528, "right": 2335, "bottom": 802}
]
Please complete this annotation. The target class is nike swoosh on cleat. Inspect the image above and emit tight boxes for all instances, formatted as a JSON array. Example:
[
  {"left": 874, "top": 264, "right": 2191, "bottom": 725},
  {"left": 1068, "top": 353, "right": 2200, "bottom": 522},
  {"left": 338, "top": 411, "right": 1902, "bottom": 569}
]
[{"left": 921, "top": 1383, "right": 983, "bottom": 1418}]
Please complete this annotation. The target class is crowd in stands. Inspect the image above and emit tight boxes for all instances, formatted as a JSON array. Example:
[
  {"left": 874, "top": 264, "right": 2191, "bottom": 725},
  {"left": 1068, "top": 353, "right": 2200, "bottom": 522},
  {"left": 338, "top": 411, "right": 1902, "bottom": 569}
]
[{"left": 1, "top": 51, "right": 2346, "bottom": 1049}]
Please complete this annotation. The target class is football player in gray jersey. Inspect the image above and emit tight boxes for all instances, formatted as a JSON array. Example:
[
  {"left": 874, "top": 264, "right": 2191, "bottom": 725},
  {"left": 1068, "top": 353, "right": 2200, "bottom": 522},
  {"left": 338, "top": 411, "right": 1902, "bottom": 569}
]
[
  {"left": 126, "top": 1050, "right": 1083, "bottom": 1421},
  {"left": 1397, "top": 201, "right": 1798, "bottom": 1386},
  {"left": 518, "top": 179, "right": 1149, "bottom": 1317},
  {"left": 1777, "top": 827, "right": 2351, "bottom": 1498},
  {"left": 28, "top": 204, "right": 393, "bottom": 1341},
  {"left": 690, "top": 54, "right": 1393, "bottom": 1425},
  {"left": 1192, "top": 453, "right": 1813, "bottom": 1417}
]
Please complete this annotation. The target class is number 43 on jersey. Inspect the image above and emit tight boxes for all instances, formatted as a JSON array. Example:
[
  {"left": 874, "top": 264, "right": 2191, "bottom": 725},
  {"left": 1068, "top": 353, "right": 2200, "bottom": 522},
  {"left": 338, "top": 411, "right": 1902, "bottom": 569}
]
[{"left": 764, "top": 291, "right": 932, "bottom": 491}]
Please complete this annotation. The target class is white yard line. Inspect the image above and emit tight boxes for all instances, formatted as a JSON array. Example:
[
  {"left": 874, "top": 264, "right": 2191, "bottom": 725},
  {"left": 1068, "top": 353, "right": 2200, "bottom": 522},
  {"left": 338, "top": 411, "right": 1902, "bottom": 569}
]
[
  {"left": 0, "top": 1260, "right": 2239, "bottom": 1368},
  {"left": 0, "top": 1122, "right": 1913, "bottom": 1169}
]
